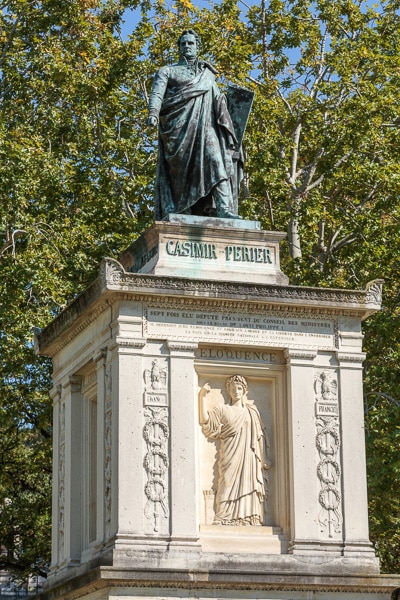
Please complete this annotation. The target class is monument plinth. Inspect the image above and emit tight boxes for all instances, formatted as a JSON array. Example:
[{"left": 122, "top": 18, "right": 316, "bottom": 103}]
[
  {"left": 118, "top": 215, "right": 288, "bottom": 285},
  {"left": 34, "top": 215, "right": 399, "bottom": 600}
]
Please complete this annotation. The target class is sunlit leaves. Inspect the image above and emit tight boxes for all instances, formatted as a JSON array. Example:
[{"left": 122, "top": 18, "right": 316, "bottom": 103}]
[{"left": 0, "top": 0, "right": 155, "bottom": 579}]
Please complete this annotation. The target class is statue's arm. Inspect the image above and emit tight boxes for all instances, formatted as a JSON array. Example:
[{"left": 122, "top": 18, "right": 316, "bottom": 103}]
[
  {"left": 199, "top": 383, "right": 211, "bottom": 424},
  {"left": 212, "top": 80, "right": 222, "bottom": 98},
  {"left": 147, "top": 67, "right": 169, "bottom": 127}
]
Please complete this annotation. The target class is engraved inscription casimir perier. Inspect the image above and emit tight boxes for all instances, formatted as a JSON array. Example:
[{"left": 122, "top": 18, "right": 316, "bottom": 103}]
[
  {"left": 143, "top": 359, "right": 169, "bottom": 533},
  {"left": 315, "top": 371, "right": 342, "bottom": 538},
  {"left": 199, "top": 375, "right": 271, "bottom": 526}
]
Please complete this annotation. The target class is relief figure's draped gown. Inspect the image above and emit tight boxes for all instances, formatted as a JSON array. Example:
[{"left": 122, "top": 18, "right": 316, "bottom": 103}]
[{"left": 202, "top": 401, "right": 268, "bottom": 525}]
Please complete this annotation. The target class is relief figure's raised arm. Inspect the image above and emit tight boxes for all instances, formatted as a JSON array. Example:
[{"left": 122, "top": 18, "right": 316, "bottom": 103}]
[{"left": 198, "top": 383, "right": 211, "bottom": 425}]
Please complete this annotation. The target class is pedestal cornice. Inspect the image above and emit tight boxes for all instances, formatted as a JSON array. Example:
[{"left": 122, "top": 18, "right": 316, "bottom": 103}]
[{"left": 35, "top": 258, "right": 383, "bottom": 358}]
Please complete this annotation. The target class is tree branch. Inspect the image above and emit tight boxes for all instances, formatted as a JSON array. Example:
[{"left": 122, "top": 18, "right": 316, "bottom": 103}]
[
  {"left": 0, "top": 11, "right": 24, "bottom": 68},
  {"left": 0, "top": 230, "right": 27, "bottom": 257}
]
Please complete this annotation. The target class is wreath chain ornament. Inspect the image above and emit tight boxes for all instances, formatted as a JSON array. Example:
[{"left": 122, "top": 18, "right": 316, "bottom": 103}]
[
  {"left": 144, "top": 407, "right": 170, "bottom": 532},
  {"left": 315, "top": 381, "right": 342, "bottom": 539},
  {"left": 316, "top": 416, "right": 342, "bottom": 537}
]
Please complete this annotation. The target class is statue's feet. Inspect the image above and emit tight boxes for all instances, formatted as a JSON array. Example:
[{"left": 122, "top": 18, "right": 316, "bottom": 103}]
[{"left": 216, "top": 209, "right": 242, "bottom": 220}]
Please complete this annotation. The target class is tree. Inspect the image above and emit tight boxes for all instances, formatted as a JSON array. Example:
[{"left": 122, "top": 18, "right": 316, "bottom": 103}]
[
  {"left": 0, "top": 0, "right": 155, "bottom": 578},
  {"left": 244, "top": 0, "right": 400, "bottom": 267}
]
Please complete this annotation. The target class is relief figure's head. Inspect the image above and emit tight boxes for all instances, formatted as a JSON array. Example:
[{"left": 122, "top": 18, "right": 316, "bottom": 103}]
[
  {"left": 226, "top": 374, "right": 248, "bottom": 405},
  {"left": 177, "top": 30, "right": 201, "bottom": 61}
]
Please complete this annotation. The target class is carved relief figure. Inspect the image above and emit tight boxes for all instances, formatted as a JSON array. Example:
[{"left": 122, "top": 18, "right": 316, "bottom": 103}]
[
  {"left": 314, "top": 370, "right": 337, "bottom": 403},
  {"left": 147, "top": 30, "right": 253, "bottom": 220},
  {"left": 144, "top": 359, "right": 167, "bottom": 391},
  {"left": 199, "top": 375, "right": 270, "bottom": 525}
]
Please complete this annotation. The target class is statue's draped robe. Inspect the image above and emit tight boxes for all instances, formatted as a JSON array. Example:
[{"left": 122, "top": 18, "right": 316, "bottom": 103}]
[
  {"left": 148, "top": 62, "right": 237, "bottom": 219},
  {"left": 202, "top": 402, "right": 268, "bottom": 525}
]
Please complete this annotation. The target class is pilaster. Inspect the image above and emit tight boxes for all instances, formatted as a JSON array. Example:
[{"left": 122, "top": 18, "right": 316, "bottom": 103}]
[
  {"left": 63, "top": 375, "right": 83, "bottom": 565},
  {"left": 115, "top": 338, "right": 146, "bottom": 538},
  {"left": 336, "top": 351, "right": 375, "bottom": 556},
  {"left": 284, "top": 349, "right": 320, "bottom": 553},
  {"left": 49, "top": 384, "right": 62, "bottom": 571},
  {"left": 94, "top": 348, "right": 108, "bottom": 545},
  {"left": 167, "top": 341, "right": 200, "bottom": 547}
]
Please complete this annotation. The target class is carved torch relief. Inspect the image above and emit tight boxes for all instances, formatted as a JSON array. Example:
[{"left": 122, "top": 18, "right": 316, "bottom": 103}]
[
  {"left": 143, "top": 359, "right": 170, "bottom": 534},
  {"left": 104, "top": 364, "right": 112, "bottom": 537},
  {"left": 314, "top": 370, "right": 342, "bottom": 538},
  {"left": 58, "top": 393, "right": 65, "bottom": 559}
]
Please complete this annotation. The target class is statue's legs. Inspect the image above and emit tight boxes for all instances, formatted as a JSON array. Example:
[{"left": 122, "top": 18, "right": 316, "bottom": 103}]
[
  {"left": 186, "top": 180, "right": 241, "bottom": 219},
  {"left": 214, "top": 179, "right": 241, "bottom": 220}
]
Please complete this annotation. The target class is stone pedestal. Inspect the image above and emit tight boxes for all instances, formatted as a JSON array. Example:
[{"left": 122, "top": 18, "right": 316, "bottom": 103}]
[
  {"left": 35, "top": 217, "right": 399, "bottom": 599},
  {"left": 118, "top": 214, "right": 288, "bottom": 284}
]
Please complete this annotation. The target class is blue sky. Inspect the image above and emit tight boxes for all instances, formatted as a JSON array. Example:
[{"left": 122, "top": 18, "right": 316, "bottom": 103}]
[
  {"left": 119, "top": 0, "right": 251, "bottom": 39},
  {"left": 120, "top": 7, "right": 141, "bottom": 38}
]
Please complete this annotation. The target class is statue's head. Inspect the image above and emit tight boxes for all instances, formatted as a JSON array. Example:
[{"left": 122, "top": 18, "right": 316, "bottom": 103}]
[
  {"left": 177, "top": 29, "right": 201, "bottom": 60},
  {"left": 226, "top": 374, "right": 248, "bottom": 403}
]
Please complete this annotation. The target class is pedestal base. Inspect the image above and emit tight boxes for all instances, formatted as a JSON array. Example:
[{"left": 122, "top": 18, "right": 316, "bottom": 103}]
[
  {"left": 35, "top": 220, "right": 393, "bottom": 600},
  {"left": 40, "top": 561, "right": 398, "bottom": 600}
]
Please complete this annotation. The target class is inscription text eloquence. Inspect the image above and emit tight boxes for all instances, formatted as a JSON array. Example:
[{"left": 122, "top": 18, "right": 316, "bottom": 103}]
[{"left": 166, "top": 239, "right": 273, "bottom": 263}]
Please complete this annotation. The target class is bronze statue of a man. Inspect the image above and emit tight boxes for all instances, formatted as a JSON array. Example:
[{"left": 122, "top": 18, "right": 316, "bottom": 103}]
[{"left": 147, "top": 30, "right": 245, "bottom": 220}]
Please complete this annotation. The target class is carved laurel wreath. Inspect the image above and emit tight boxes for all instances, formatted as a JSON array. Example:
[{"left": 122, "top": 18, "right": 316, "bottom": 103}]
[
  {"left": 143, "top": 450, "right": 169, "bottom": 474},
  {"left": 316, "top": 425, "right": 340, "bottom": 456},
  {"left": 318, "top": 485, "right": 341, "bottom": 511},
  {"left": 317, "top": 458, "right": 341, "bottom": 485},
  {"left": 145, "top": 480, "right": 166, "bottom": 503},
  {"left": 143, "top": 420, "right": 169, "bottom": 444}
]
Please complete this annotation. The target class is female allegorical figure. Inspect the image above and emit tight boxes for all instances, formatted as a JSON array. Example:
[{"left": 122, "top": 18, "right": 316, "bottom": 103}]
[{"left": 199, "top": 375, "right": 271, "bottom": 526}]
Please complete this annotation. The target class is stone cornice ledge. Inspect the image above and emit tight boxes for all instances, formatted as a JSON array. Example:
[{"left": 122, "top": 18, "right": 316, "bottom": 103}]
[
  {"left": 35, "top": 257, "right": 384, "bottom": 356},
  {"left": 38, "top": 565, "right": 400, "bottom": 600},
  {"left": 102, "top": 259, "right": 384, "bottom": 311}
]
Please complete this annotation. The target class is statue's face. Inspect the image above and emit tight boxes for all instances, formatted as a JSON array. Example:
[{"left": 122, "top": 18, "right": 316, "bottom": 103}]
[
  {"left": 229, "top": 381, "right": 245, "bottom": 402},
  {"left": 179, "top": 33, "right": 198, "bottom": 60}
]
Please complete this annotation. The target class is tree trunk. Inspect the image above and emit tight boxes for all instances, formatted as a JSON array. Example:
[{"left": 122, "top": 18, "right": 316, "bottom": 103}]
[{"left": 288, "top": 216, "right": 302, "bottom": 259}]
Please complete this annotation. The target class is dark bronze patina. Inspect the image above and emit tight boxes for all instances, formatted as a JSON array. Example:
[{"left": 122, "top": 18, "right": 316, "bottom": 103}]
[{"left": 147, "top": 30, "right": 254, "bottom": 220}]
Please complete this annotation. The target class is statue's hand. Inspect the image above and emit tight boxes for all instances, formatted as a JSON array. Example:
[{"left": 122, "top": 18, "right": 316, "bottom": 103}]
[
  {"left": 146, "top": 115, "right": 158, "bottom": 127},
  {"left": 263, "top": 459, "right": 272, "bottom": 470},
  {"left": 199, "top": 383, "right": 211, "bottom": 425},
  {"left": 201, "top": 383, "right": 211, "bottom": 396}
]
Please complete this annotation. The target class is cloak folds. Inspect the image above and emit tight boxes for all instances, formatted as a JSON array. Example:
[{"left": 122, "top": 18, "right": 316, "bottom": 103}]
[
  {"left": 153, "top": 67, "right": 237, "bottom": 219},
  {"left": 202, "top": 401, "right": 269, "bottom": 525}
]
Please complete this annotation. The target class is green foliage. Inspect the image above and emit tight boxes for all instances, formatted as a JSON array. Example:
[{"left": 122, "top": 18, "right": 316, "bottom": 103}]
[
  {"left": 0, "top": 0, "right": 399, "bottom": 578},
  {"left": 0, "top": 0, "right": 155, "bottom": 579}
]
